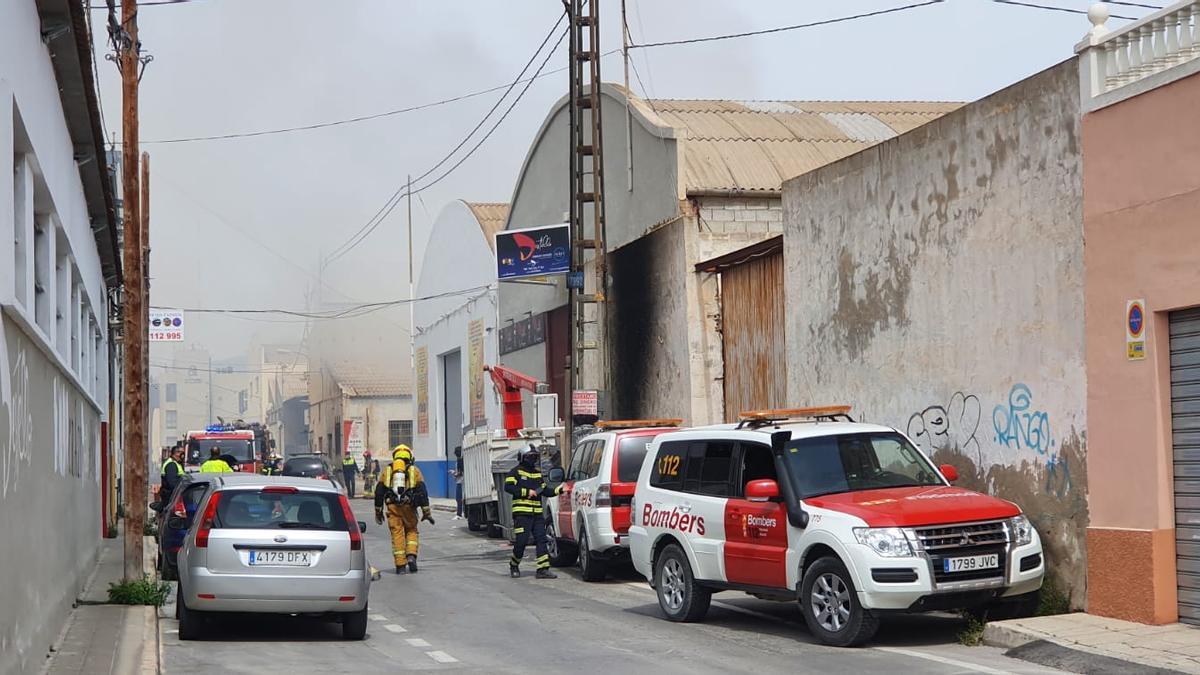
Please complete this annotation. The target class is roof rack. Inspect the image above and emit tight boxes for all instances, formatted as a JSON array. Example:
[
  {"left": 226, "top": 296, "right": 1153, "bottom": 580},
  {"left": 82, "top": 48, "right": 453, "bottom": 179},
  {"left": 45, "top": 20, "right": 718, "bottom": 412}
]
[
  {"left": 736, "top": 406, "right": 854, "bottom": 429},
  {"left": 595, "top": 419, "right": 683, "bottom": 430}
]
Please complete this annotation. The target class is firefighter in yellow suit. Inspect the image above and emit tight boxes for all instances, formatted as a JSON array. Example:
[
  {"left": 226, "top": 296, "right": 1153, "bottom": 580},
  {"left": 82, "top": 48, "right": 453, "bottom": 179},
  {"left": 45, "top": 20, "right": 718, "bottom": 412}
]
[{"left": 374, "top": 445, "right": 434, "bottom": 574}]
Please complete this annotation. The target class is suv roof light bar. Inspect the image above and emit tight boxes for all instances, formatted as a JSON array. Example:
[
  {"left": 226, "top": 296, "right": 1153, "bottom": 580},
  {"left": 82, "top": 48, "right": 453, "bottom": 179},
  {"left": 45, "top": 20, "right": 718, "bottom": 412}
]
[
  {"left": 595, "top": 418, "right": 683, "bottom": 430},
  {"left": 737, "top": 405, "right": 855, "bottom": 428}
]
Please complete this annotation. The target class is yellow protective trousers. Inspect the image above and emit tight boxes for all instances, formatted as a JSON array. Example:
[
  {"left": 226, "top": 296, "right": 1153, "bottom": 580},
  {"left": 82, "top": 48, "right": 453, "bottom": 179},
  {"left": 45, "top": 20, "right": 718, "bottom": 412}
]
[{"left": 386, "top": 503, "right": 420, "bottom": 565}]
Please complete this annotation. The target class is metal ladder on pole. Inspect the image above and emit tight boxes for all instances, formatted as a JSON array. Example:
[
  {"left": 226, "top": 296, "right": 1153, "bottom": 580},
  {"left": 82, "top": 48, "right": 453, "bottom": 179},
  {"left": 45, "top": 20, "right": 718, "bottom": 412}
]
[{"left": 567, "top": 0, "right": 608, "bottom": 432}]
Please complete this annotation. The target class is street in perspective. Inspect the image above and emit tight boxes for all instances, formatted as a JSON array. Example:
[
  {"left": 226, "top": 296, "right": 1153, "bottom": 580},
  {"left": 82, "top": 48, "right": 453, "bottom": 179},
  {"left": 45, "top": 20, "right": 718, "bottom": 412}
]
[{"left": 3, "top": 0, "right": 1200, "bottom": 673}]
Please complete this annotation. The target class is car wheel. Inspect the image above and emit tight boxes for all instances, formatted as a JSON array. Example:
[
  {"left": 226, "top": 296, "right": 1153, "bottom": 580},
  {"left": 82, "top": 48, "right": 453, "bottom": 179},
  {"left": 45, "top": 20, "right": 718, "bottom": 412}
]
[
  {"left": 467, "top": 508, "right": 483, "bottom": 532},
  {"left": 342, "top": 605, "right": 368, "bottom": 640},
  {"left": 653, "top": 543, "right": 710, "bottom": 622},
  {"left": 546, "top": 518, "right": 578, "bottom": 567},
  {"left": 177, "top": 582, "right": 203, "bottom": 641},
  {"left": 800, "top": 556, "right": 879, "bottom": 647},
  {"left": 579, "top": 526, "right": 607, "bottom": 582}
]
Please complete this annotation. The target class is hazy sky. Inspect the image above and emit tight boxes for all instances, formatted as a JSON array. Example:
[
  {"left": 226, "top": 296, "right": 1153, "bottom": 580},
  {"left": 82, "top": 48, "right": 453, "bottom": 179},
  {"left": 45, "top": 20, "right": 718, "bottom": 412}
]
[{"left": 90, "top": 0, "right": 1143, "bottom": 365}]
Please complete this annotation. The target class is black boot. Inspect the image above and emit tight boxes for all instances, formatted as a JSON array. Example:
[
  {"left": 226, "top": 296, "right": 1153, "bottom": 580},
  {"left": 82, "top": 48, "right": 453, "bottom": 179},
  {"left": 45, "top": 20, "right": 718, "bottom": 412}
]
[
  {"left": 535, "top": 568, "right": 558, "bottom": 579},
  {"left": 509, "top": 565, "right": 521, "bottom": 578},
  {"left": 395, "top": 565, "right": 404, "bottom": 575},
  {"left": 407, "top": 554, "right": 419, "bottom": 574}
]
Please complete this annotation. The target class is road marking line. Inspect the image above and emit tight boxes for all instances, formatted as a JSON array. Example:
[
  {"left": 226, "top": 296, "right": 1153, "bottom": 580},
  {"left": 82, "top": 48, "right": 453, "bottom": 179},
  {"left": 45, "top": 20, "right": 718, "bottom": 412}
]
[
  {"left": 369, "top": 614, "right": 388, "bottom": 621},
  {"left": 874, "top": 647, "right": 1008, "bottom": 674},
  {"left": 426, "top": 651, "right": 458, "bottom": 664},
  {"left": 406, "top": 638, "right": 431, "bottom": 647},
  {"left": 383, "top": 624, "right": 407, "bottom": 633}
]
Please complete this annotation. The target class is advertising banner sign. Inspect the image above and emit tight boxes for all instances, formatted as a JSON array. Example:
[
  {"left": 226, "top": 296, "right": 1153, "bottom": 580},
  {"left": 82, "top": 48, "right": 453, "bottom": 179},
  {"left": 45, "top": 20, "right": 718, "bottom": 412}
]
[
  {"left": 496, "top": 223, "right": 570, "bottom": 280},
  {"left": 149, "top": 310, "right": 185, "bottom": 342},
  {"left": 468, "top": 319, "right": 486, "bottom": 427},
  {"left": 416, "top": 346, "right": 429, "bottom": 434},
  {"left": 343, "top": 418, "right": 364, "bottom": 458}
]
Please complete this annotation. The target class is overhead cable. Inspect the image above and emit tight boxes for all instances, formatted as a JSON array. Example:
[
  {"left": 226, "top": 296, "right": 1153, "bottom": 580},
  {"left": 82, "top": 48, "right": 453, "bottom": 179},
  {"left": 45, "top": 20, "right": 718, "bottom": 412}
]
[
  {"left": 323, "top": 19, "right": 570, "bottom": 266},
  {"left": 150, "top": 284, "right": 495, "bottom": 319},
  {"left": 628, "top": 0, "right": 946, "bottom": 50},
  {"left": 991, "top": 0, "right": 1137, "bottom": 19}
]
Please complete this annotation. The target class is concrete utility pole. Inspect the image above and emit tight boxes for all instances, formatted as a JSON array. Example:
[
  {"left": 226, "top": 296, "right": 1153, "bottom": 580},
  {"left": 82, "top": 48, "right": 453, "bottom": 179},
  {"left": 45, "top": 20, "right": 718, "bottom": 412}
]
[{"left": 119, "top": 0, "right": 146, "bottom": 581}]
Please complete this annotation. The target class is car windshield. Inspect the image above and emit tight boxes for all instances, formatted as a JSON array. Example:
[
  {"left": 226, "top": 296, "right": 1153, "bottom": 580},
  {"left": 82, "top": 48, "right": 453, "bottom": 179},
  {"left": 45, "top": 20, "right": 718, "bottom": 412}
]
[
  {"left": 616, "top": 437, "right": 652, "bottom": 483},
  {"left": 213, "top": 490, "right": 347, "bottom": 530},
  {"left": 189, "top": 438, "right": 255, "bottom": 464},
  {"left": 781, "top": 432, "right": 944, "bottom": 499},
  {"left": 284, "top": 459, "right": 325, "bottom": 475}
]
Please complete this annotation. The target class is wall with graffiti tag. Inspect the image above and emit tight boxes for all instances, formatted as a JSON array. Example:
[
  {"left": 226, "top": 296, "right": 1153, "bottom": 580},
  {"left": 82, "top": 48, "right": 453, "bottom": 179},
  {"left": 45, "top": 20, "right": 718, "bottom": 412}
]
[{"left": 782, "top": 60, "right": 1088, "bottom": 605}]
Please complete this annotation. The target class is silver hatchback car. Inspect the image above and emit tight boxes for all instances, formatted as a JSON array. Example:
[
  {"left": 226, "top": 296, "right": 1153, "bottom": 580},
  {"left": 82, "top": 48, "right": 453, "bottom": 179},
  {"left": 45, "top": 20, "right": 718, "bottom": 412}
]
[{"left": 175, "top": 474, "right": 371, "bottom": 640}]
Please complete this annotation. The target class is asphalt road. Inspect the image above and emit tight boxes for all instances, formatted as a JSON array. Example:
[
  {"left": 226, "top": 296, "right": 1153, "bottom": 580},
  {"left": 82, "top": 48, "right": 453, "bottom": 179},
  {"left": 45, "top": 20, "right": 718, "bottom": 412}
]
[{"left": 159, "top": 500, "right": 1066, "bottom": 674}]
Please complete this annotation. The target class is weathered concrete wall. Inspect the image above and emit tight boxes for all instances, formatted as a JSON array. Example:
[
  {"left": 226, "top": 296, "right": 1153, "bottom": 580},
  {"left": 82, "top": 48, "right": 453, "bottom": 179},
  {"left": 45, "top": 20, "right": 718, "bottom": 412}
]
[
  {"left": 499, "top": 86, "right": 681, "bottom": 399},
  {"left": 0, "top": 314, "right": 103, "bottom": 674},
  {"left": 610, "top": 218, "right": 690, "bottom": 421},
  {"left": 782, "top": 59, "right": 1087, "bottom": 604}
]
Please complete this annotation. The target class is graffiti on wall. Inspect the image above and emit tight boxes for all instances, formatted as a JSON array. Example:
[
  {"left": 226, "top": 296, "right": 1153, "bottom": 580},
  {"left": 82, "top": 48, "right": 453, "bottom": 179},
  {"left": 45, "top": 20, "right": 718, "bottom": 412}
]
[
  {"left": 0, "top": 323, "right": 34, "bottom": 500},
  {"left": 906, "top": 392, "right": 982, "bottom": 465},
  {"left": 992, "top": 383, "right": 1054, "bottom": 456}
]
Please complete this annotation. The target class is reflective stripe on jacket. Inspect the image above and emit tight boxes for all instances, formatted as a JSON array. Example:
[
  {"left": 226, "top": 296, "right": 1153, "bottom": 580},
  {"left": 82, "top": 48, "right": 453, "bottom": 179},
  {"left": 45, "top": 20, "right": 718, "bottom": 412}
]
[{"left": 503, "top": 466, "right": 561, "bottom": 515}]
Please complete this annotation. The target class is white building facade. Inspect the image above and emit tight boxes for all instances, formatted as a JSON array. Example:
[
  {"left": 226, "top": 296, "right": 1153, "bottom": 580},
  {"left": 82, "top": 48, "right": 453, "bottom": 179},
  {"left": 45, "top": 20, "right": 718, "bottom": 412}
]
[
  {"left": 413, "top": 201, "right": 504, "bottom": 498},
  {"left": 0, "top": 1, "right": 122, "bottom": 671}
]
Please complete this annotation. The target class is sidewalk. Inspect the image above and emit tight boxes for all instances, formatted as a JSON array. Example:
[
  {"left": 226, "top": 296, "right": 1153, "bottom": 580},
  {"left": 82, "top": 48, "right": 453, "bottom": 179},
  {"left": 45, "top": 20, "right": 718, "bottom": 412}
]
[
  {"left": 985, "top": 613, "right": 1200, "bottom": 674},
  {"left": 43, "top": 532, "right": 160, "bottom": 675}
]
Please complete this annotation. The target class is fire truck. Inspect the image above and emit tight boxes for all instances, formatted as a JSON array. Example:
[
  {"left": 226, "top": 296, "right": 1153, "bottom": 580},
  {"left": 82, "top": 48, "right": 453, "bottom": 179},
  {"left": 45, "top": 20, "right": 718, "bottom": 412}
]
[{"left": 184, "top": 422, "right": 271, "bottom": 474}]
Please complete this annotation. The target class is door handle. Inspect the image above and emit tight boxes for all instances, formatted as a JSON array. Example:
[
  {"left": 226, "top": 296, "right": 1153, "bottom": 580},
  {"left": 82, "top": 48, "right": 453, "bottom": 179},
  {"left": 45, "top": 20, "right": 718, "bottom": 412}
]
[{"left": 678, "top": 503, "right": 692, "bottom": 514}]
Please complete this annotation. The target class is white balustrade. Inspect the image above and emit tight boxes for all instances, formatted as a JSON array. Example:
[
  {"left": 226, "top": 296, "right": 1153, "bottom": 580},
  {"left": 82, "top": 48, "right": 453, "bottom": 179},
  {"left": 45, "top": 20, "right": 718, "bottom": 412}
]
[{"left": 1082, "top": 1, "right": 1200, "bottom": 98}]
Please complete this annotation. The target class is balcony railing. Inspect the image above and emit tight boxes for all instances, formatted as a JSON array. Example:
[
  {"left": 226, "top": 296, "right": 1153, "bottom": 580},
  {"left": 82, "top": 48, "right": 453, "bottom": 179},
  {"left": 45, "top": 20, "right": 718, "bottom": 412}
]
[{"left": 1078, "top": 1, "right": 1200, "bottom": 104}]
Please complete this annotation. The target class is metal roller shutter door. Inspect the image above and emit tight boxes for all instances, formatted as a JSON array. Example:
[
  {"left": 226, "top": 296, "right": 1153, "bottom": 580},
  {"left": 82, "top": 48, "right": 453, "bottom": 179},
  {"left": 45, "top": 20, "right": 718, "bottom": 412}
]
[{"left": 1172, "top": 307, "right": 1200, "bottom": 624}]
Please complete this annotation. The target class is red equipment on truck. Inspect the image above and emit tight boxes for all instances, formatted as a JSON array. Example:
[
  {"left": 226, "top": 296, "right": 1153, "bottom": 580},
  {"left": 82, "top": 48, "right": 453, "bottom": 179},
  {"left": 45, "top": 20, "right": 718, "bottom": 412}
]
[{"left": 484, "top": 364, "right": 549, "bottom": 439}]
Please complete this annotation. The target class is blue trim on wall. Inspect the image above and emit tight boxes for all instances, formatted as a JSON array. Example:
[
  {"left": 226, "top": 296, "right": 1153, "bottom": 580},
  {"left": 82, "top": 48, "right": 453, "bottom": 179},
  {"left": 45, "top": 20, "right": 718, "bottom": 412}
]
[{"left": 417, "top": 459, "right": 452, "bottom": 498}]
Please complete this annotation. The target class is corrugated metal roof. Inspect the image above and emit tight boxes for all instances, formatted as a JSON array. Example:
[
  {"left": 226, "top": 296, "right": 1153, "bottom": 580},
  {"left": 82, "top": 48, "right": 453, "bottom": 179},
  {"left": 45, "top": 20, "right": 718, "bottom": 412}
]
[
  {"left": 465, "top": 202, "right": 510, "bottom": 251},
  {"left": 640, "top": 97, "right": 961, "bottom": 193}
]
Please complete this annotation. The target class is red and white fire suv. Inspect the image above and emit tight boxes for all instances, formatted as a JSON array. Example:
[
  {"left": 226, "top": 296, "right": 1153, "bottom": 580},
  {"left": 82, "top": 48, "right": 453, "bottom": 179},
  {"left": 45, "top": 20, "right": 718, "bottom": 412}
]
[
  {"left": 628, "top": 407, "right": 1044, "bottom": 647},
  {"left": 545, "top": 420, "right": 681, "bottom": 581}
]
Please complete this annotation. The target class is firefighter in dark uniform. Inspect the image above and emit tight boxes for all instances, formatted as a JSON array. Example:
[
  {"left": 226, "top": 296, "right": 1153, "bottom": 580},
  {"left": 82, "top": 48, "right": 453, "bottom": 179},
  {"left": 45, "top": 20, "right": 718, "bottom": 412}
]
[{"left": 504, "top": 447, "right": 563, "bottom": 579}]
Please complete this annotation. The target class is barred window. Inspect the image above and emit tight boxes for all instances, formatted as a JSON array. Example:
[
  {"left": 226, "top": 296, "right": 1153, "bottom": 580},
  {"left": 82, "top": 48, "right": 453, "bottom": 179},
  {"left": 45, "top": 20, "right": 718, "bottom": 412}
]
[{"left": 388, "top": 420, "right": 413, "bottom": 450}]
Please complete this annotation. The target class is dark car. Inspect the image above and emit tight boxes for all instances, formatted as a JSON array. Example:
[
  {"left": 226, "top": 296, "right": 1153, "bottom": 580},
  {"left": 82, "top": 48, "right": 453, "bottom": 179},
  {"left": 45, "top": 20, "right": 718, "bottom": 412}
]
[
  {"left": 154, "top": 473, "right": 217, "bottom": 580},
  {"left": 282, "top": 454, "right": 342, "bottom": 487}
]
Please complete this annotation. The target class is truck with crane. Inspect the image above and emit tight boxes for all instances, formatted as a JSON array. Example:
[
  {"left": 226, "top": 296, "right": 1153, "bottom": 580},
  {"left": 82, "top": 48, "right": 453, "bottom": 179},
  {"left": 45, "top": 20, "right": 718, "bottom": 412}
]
[{"left": 460, "top": 364, "right": 568, "bottom": 537}]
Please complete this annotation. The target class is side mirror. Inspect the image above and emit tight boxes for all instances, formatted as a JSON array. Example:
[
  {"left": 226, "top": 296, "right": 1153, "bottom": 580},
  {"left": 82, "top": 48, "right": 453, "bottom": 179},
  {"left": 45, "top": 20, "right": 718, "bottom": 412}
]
[
  {"left": 745, "top": 479, "right": 780, "bottom": 502},
  {"left": 358, "top": 521, "right": 368, "bottom": 534},
  {"left": 149, "top": 501, "right": 162, "bottom": 512},
  {"left": 548, "top": 467, "right": 565, "bottom": 483},
  {"left": 167, "top": 516, "right": 187, "bottom": 530},
  {"left": 940, "top": 464, "right": 959, "bottom": 483}
]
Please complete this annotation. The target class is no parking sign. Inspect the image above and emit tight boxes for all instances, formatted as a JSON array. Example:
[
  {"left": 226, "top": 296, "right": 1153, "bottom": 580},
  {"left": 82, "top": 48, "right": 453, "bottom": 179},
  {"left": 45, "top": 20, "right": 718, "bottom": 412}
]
[{"left": 1127, "top": 299, "right": 1146, "bottom": 360}]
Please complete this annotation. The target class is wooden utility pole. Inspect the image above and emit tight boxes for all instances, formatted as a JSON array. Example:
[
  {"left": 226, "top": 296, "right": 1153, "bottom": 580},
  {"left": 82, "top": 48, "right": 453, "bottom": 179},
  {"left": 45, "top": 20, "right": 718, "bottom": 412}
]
[{"left": 119, "top": 0, "right": 145, "bottom": 581}]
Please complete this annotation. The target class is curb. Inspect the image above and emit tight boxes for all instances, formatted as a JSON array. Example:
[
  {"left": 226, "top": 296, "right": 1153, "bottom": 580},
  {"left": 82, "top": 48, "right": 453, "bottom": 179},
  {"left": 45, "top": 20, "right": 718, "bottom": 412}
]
[{"left": 983, "top": 623, "right": 1187, "bottom": 675}]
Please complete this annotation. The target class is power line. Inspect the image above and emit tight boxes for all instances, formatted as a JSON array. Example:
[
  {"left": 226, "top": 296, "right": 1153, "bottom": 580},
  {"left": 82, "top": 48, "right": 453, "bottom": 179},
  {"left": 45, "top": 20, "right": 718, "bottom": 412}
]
[
  {"left": 151, "top": 362, "right": 313, "bottom": 375},
  {"left": 119, "top": 56, "right": 618, "bottom": 145},
  {"left": 991, "top": 0, "right": 1138, "bottom": 19},
  {"left": 628, "top": 0, "right": 946, "bottom": 50},
  {"left": 89, "top": 1, "right": 201, "bottom": 7},
  {"left": 323, "top": 13, "right": 568, "bottom": 266},
  {"left": 1101, "top": 1, "right": 1162, "bottom": 8},
  {"left": 150, "top": 284, "right": 495, "bottom": 319},
  {"left": 324, "top": 19, "right": 570, "bottom": 267}
]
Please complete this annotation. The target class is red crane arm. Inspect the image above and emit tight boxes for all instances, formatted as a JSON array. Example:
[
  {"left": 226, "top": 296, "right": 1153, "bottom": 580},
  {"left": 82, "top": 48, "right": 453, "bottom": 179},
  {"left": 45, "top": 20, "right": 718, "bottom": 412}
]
[{"left": 484, "top": 365, "right": 544, "bottom": 439}]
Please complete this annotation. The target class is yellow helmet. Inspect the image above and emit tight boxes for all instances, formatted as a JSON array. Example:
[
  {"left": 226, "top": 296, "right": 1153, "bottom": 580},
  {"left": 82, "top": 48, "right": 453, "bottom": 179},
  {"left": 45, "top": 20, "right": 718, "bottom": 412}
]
[{"left": 392, "top": 445, "right": 413, "bottom": 462}]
